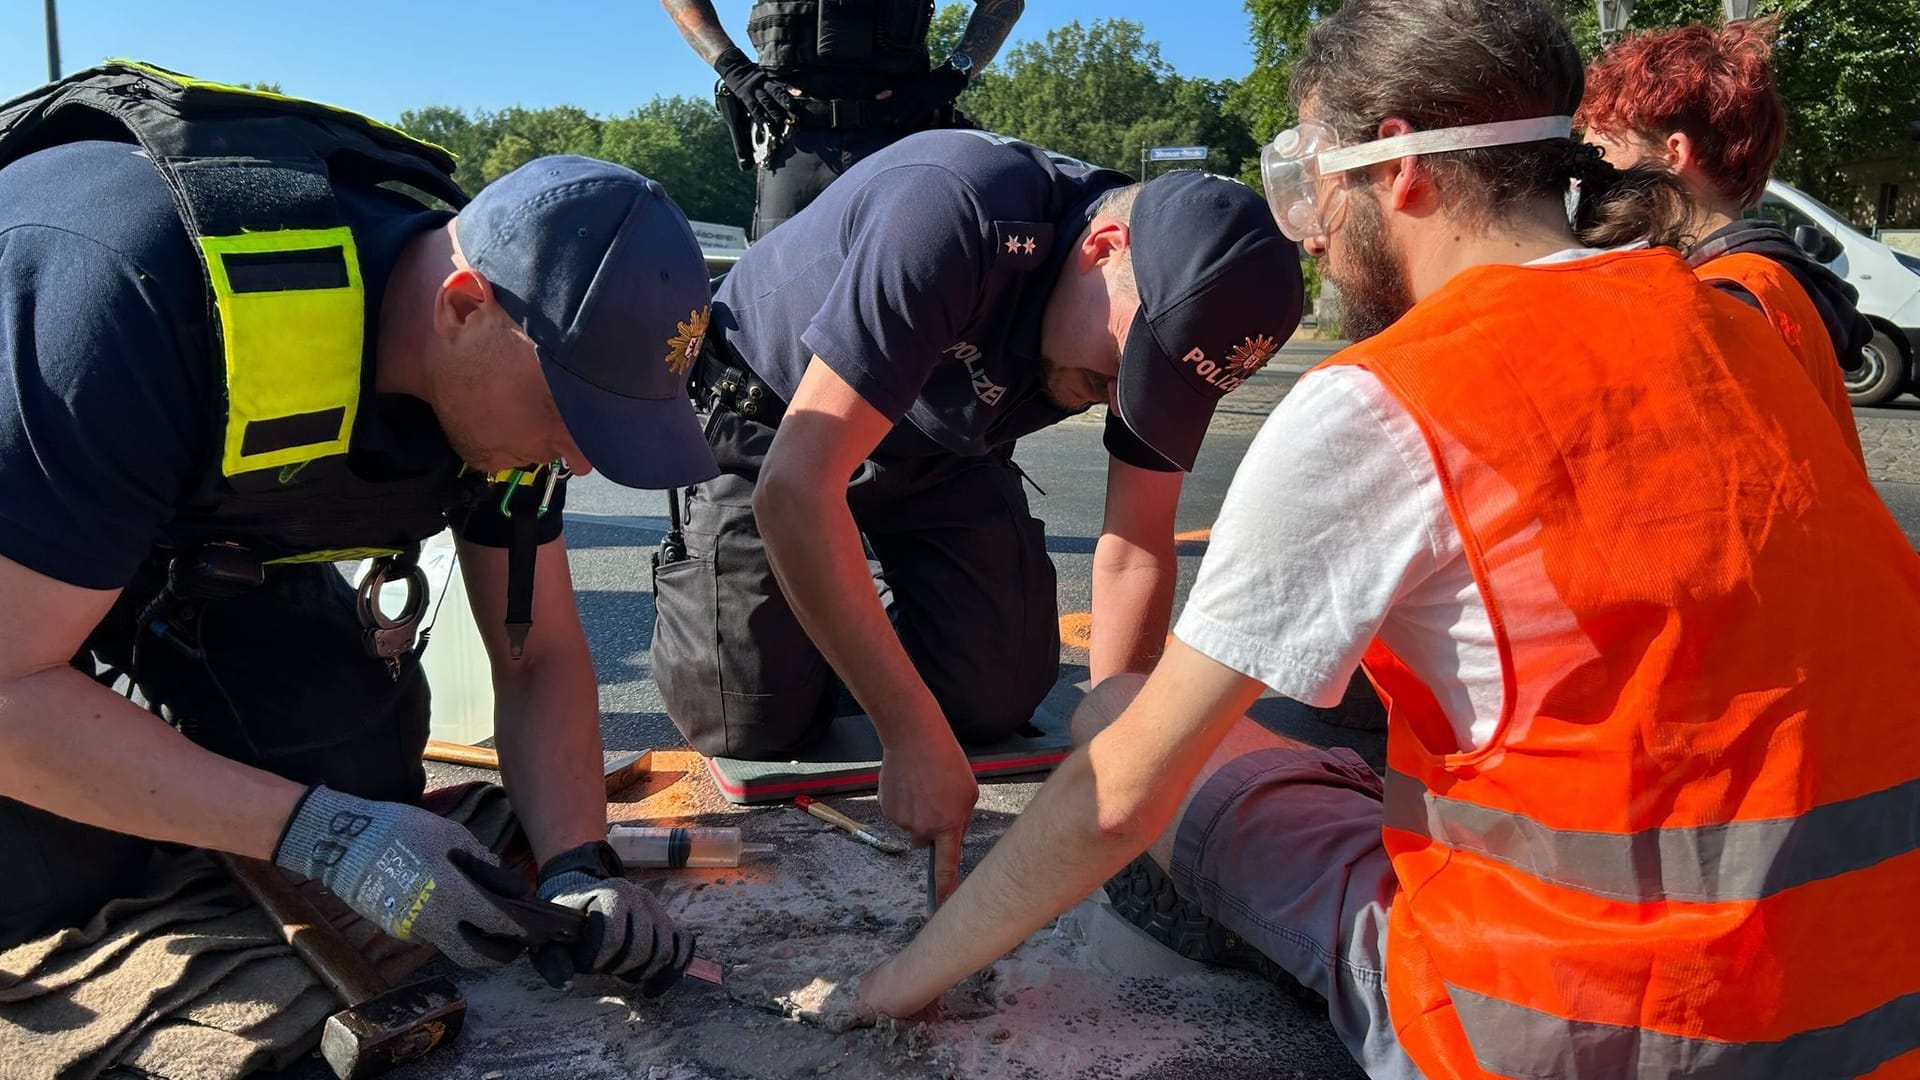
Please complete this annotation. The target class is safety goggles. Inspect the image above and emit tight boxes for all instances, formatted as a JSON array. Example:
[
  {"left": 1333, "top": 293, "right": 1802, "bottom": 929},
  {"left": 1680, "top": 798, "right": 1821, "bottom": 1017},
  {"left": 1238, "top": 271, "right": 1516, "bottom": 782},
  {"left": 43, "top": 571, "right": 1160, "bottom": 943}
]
[{"left": 1259, "top": 114, "right": 1574, "bottom": 243}]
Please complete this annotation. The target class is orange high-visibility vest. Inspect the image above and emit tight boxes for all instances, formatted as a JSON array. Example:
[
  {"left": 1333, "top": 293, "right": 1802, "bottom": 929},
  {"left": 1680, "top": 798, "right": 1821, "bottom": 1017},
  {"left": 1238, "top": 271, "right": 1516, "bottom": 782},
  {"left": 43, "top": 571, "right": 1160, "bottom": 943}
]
[
  {"left": 1321, "top": 249, "right": 1920, "bottom": 1079},
  {"left": 1698, "top": 251, "right": 1865, "bottom": 466}
]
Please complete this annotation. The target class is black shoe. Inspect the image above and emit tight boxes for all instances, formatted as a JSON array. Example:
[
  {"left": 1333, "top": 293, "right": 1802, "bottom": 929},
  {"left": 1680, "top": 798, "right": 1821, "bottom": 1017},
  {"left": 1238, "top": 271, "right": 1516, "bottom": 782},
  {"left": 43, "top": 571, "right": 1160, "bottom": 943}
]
[{"left": 1103, "top": 854, "right": 1325, "bottom": 1009}]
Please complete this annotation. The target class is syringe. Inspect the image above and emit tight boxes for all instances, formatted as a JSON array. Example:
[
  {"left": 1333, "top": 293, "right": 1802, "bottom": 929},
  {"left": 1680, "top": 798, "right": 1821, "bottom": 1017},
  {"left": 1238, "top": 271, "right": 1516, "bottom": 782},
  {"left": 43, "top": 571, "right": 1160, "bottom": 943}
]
[{"left": 607, "top": 825, "right": 776, "bottom": 868}]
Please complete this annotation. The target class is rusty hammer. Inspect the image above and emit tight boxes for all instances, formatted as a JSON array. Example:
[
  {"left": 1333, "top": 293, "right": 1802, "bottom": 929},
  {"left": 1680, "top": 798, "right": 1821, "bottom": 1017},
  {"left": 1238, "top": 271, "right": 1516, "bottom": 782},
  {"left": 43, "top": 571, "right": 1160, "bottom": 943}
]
[
  {"left": 422, "top": 740, "right": 652, "bottom": 798},
  {"left": 221, "top": 853, "right": 465, "bottom": 1079}
]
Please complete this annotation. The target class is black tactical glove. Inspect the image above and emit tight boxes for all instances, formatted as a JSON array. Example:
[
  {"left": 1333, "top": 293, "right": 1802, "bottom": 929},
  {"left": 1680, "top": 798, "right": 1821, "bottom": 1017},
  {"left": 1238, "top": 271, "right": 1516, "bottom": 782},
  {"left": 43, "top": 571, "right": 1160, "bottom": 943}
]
[
  {"left": 532, "top": 841, "right": 696, "bottom": 996},
  {"left": 886, "top": 63, "right": 969, "bottom": 124},
  {"left": 714, "top": 47, "right": 797, "bottom": 128}
]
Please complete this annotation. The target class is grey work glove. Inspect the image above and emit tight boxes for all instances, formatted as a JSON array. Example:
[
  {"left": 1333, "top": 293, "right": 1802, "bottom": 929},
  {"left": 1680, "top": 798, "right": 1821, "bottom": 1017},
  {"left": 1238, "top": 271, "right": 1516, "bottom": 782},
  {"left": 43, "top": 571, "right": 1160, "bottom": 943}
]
[
  {"left": 714, "top": 46, "right": 797, "bottom": 128},
  {"left": 535, "top": 841, "right": 696, "bottom": 996},
  {"left": 272, "top": 785, "right": 530, "bottom": 969}
]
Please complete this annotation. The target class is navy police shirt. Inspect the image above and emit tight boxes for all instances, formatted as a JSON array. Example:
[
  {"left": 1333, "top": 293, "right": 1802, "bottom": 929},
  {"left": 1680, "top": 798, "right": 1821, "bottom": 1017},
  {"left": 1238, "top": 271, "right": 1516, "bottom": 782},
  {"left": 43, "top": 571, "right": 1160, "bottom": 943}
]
[
  {"left": 711, "top": 130, "right": 1174, "bottom": 468},
  {"left": 0, "top": 140, "right": 562, "bottom": 591}
]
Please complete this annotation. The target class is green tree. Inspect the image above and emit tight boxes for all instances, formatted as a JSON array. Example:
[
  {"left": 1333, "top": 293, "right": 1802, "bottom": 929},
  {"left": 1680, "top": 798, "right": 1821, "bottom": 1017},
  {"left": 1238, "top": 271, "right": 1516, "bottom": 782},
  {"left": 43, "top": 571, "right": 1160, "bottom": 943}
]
[
  {"left": 1228, "top": 0, "right": 1339, "bottom": 174},
  {"left": 599, "top": 96, "right": 754, "bottom": 227},
  {"left": 929, "top": 2, "right": 969, "bottom": 61},
  {"left": 480, "top": 132, "right": 538, "bottom": 184},
  {"left": 394, "top": 98, "right": 754, "bottom": 227},
  {"left": 397, "top": 105, "right": 494, "bottom": 193},
  {"left": 953, "top": 18, "right": 1258, "bottom": 179}
]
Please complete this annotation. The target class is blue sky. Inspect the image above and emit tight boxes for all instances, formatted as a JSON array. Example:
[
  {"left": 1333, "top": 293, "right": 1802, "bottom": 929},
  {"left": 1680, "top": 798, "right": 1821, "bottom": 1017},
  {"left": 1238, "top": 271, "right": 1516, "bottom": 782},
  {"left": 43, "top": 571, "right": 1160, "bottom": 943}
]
[{"left": 2, "top": 2, "right": 1256, "bottom": 124}]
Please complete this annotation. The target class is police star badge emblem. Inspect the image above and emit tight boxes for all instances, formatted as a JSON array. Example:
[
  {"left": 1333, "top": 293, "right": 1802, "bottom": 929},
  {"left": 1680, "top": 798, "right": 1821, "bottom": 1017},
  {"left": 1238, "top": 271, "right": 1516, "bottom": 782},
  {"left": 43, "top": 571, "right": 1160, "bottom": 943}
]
[
  {"left": 664, "top": 306, "right": 711, "bottom": 376},
  {"left": 1224, "top": 333, "right": 1279, "bottom": 379}
]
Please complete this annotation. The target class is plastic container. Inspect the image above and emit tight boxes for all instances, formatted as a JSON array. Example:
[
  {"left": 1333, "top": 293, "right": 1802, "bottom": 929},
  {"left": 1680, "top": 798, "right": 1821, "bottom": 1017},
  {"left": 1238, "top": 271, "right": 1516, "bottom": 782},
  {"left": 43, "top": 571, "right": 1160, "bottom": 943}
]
[{"left": 607, "top": 826, "right": 775, "bottom": 868}]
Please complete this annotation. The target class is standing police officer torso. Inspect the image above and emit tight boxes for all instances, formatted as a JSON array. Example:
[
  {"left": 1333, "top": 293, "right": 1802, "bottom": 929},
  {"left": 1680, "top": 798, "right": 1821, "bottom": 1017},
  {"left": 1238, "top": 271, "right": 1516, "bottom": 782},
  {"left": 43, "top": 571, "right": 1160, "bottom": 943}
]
[{"left": 660, "top": 0, "right": 1027, "bottom": 238}]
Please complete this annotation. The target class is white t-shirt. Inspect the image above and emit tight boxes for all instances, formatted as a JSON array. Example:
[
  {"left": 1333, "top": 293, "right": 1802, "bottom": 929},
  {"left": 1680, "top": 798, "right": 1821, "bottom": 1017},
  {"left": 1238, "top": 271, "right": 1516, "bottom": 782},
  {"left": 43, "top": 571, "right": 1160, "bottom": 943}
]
[{"left": 1173, "top": 251, "right": 1611, "bottom": 753}]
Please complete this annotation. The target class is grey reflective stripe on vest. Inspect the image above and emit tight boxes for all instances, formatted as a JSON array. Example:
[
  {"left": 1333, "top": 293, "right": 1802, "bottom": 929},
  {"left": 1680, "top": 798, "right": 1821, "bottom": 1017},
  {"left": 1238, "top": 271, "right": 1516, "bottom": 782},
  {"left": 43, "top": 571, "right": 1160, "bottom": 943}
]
[
  {"left": 1448, "top": 984, "right": 1920, "bottom": 1080},
  {"left": 1384, "top": 770, "right": 1920, "bottom": 903}
]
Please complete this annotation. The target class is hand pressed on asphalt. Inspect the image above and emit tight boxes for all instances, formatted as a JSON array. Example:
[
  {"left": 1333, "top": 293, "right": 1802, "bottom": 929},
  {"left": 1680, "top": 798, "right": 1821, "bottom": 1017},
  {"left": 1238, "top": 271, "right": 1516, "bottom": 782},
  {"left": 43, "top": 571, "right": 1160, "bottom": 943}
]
[{"left": 878, "top": 727, "right": 976, "bottom": 909}]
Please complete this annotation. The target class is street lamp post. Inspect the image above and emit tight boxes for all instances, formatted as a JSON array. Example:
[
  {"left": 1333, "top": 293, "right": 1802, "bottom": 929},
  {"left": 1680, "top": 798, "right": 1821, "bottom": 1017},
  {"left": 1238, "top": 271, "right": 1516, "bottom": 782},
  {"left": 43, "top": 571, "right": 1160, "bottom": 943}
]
[
  {"left": 44, "top": 0, "right": 61, "bottom": 82},
  {"left": 1597, "top": 0, "right": 1635, "bottom": 42},
  {"left": 1722, "top": 0, "right": 1760, "bottom": 20}
]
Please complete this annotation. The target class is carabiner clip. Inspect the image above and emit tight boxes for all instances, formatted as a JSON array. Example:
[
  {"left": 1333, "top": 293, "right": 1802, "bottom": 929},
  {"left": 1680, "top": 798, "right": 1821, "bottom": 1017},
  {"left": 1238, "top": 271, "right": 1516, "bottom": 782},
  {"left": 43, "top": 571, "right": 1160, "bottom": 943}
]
[{"left": 497, "top": 460, "right": 567, "bottom": 520}]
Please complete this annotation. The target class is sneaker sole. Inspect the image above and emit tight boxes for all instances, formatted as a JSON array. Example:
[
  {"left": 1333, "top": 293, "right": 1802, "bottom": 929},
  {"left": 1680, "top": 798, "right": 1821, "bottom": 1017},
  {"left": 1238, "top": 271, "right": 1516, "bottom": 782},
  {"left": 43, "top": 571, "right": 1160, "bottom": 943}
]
[{"left": 1103, "top": 854, "right": 1324, "bottom": 1009}]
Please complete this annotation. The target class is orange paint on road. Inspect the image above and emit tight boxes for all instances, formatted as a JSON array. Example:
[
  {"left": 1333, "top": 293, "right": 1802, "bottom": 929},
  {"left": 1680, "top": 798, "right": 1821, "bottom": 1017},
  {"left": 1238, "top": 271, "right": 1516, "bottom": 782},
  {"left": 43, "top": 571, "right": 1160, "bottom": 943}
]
[
  {"left": 1174, "top": 528, "right": 1212, "bottom": 543},
  {"left": 1059, "top": 612, "right": 1094, "bottom": 650}
]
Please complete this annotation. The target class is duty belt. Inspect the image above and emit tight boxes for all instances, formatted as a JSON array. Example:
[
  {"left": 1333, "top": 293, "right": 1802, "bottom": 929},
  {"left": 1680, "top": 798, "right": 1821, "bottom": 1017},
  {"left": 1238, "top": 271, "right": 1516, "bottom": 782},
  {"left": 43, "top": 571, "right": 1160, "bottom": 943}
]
[
  {"left": 691, "top": 341, "right": 788, "bottom": 427},
  {"left": 791, "top": 96, "right": 920, "bottom": 131}
]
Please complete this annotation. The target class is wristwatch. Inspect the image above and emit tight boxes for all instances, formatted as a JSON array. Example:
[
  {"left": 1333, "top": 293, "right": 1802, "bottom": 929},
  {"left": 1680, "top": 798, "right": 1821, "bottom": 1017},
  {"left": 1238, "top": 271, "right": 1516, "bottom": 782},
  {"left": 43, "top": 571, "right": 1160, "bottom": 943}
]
[
  {"left": 537, "top": 839, "right": 624, "bottom": 886},
  {"left": 945, "top": 51, "right": 975, "bottom": 79}
]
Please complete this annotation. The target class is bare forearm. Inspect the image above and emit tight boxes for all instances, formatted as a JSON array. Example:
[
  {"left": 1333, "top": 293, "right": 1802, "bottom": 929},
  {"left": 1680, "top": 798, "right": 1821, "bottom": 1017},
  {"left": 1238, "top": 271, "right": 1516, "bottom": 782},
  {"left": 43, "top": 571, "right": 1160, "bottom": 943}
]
[
  {"left": 661, "top": 0, "right": 742, "bottom": 66},
  {"left": 885, "top": 743, "right": 1161, "bottom": 998},
  {"left": 492, "top": 649, "right": 607, "bottom": 865},
  {"left": 0, "top": 667, "right": 303, "bottom": 858},
  {"left": 1089, "top": 536, "right": 1176, "bottom": 683},
  {"left": 757, "top": 485, "right": 942, "bottom": 743},
  {"left": 955, "top": 0, "right": 1025, "bottom": 70},
  {"left": 870, "top": 642, "right": 1262, "bottom": 1014}
]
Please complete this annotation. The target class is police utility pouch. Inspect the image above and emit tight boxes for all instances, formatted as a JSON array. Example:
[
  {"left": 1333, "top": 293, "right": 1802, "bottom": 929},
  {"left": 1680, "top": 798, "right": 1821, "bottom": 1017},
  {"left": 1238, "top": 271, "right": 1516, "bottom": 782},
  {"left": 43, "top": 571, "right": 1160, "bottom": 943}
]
[
  {"left": 816, "top": 0, "right": 878, "bottom": 62},
  {"left": 747, "top": 1, "right": 814, "bottom": 71},
  {"left": 715, "top": 80, "right": 755, "bottom": 171}
]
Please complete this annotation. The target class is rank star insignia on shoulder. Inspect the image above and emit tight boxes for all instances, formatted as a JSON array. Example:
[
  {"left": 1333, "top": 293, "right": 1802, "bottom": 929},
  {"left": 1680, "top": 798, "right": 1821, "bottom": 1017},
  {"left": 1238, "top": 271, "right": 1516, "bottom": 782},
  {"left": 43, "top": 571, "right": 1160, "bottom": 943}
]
[{"left": 993, "top": 221, "right": 1054, "bottom": 269}]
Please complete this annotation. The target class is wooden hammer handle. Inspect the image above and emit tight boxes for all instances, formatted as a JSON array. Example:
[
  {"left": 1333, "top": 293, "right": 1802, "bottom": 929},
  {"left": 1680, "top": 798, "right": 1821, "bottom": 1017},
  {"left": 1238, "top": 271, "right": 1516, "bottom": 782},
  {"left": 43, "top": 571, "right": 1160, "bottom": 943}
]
[
  {"left": 422, "top": 740, "right": 498, "bottom": 770},
  {"left": 221, "top": 853, "right": 388, "bottom": 1007}
]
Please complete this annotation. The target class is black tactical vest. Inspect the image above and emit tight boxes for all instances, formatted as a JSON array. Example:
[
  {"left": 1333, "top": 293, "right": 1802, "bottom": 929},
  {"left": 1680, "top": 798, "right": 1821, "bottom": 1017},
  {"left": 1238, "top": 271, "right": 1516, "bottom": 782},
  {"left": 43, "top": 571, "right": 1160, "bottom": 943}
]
[
  {"left": 0, "top": 63, "right": 473, "bottom": 565},
  {"left": 748, "top": 0, "right": 934, "bottom": 83}
]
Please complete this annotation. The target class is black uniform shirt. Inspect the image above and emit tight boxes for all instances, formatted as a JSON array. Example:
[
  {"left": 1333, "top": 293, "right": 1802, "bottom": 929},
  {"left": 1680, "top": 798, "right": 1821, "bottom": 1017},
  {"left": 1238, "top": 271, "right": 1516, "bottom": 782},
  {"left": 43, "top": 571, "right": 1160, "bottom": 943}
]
[
  {"left": 0, "top": 140, "right": 562, "bottom": 590},
  {"left": 711, "top": 129, "right": 1174, "bottom": 468}
]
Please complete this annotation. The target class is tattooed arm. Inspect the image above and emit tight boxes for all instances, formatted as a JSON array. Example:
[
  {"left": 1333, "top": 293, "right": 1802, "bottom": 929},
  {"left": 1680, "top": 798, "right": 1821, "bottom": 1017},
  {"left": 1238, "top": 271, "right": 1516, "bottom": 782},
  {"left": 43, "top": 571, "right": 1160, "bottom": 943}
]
[
  {"left": 660, "top": 0, "right": 742, "bottom": 66},
  {"left": 953, "top": 0, "right": 1026, "bottom": 74}
]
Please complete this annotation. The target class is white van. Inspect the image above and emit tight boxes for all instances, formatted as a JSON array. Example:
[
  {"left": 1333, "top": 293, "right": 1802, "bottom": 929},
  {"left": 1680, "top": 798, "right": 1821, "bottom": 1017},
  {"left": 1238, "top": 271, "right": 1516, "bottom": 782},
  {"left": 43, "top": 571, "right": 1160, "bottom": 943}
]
[{"left": 1750, "top": 180, "right": 1920, "bottom": 405}]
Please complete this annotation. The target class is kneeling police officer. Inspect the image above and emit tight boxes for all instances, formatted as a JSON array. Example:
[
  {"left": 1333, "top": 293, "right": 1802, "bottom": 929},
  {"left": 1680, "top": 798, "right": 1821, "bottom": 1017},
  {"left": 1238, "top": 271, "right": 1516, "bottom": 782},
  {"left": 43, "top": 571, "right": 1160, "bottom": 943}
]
[
  {"left": 652, "top": 129, "right": 1303, "bottom": 900},
  {"left": 0, "top": 65, "right": 716, "bottom": 992}
]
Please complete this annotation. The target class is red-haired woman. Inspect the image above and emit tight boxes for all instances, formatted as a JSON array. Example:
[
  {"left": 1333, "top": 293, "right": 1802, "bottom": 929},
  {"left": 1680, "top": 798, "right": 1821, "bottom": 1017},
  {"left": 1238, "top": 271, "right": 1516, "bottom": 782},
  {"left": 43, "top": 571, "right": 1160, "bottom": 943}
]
[{"left": 1580, "top": 20, "right": 1868, "bottom": 455}]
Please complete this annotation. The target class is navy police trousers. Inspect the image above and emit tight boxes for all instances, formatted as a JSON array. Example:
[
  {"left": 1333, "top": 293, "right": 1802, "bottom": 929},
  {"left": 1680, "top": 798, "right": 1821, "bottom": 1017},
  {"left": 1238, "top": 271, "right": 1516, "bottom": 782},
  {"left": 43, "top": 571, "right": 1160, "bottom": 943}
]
[
  {"left": 651, "top": 408, "right": 1061, "bottom": 759},
  {"left": 0, "top": 564, "right": 429, "bottom": 947}
]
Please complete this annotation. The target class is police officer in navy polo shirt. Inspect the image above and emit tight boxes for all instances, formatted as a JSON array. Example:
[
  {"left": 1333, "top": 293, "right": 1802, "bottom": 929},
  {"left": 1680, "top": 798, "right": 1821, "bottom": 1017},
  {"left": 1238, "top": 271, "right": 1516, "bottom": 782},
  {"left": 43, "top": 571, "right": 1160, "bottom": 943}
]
[
  {"left": 0, "top": 66, "right": 714, "bottom": 993},
  {"left": 653, "top": 129, "right": 1303, "bottom": 899}
]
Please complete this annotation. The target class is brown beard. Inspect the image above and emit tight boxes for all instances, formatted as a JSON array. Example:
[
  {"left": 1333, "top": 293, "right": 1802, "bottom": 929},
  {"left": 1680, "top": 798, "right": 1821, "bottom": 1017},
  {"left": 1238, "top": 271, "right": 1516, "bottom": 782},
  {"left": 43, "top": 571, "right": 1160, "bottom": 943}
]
[{"left": 1323, "top": 188, "right": 1415, "bottom": 343}]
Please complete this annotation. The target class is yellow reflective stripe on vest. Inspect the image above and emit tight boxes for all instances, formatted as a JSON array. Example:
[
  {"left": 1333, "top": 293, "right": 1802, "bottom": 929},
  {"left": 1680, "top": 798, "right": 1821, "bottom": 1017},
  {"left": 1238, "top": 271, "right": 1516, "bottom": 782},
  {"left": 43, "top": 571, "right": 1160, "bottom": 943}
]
[
  {"left": 262, "top": 546, "right": 404, "bottom": 566},
  {"left": 198, "top": 227, "right": 363, "bottom": 478}
]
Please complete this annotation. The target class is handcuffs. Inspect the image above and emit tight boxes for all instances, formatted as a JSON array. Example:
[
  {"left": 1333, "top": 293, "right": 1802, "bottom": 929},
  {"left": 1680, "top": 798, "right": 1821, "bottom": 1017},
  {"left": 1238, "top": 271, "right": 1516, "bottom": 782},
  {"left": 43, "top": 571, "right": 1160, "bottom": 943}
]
[{"left": 353, "top": 552, "right": 430, "bottom": 677}]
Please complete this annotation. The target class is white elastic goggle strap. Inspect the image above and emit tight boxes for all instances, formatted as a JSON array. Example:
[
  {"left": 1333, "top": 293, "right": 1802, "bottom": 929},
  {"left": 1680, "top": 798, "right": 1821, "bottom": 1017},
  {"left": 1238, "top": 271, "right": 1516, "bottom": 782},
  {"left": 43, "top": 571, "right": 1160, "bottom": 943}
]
[{"left": 1315, "top": 115, "right": 1573, "bottom": 175}]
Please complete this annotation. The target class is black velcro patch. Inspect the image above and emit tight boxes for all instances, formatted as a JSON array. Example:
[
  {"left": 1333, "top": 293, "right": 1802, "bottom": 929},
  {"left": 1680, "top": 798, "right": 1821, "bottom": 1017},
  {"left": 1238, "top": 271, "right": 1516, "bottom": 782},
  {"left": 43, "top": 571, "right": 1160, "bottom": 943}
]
[
  {"left": 221, "top": 247, "right": 350, "bottom": 293},
  {"left": 240, "top": 407, "right": 347, "bottom": 457}
]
